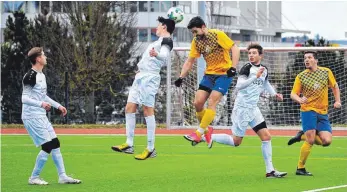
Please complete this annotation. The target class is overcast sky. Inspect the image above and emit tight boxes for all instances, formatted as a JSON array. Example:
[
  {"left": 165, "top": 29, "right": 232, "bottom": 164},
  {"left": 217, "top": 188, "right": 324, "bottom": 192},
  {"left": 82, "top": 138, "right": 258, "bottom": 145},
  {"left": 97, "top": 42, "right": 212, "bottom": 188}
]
[{"left": 281, "top": 1, "right": 347, "bottom": 40}]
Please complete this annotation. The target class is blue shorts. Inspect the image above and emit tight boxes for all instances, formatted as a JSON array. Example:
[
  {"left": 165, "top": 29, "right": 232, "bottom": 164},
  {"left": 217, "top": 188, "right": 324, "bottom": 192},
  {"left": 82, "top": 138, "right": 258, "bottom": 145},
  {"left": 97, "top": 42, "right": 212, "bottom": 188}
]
[
  {"left": 199, "top": 74, "right": 233, "bottom": 95},
  {"left": 301, "top": 111, "right": 332, "bottom": 133}
]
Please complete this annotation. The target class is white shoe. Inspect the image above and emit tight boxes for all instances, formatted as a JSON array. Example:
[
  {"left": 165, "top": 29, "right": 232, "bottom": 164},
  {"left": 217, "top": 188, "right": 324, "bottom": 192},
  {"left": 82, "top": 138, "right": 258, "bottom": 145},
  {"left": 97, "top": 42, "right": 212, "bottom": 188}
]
[
  {"left": 58, "top": 176, "right": 82, "bottom": 184},
  {"left": 28, "top": 177, "right": 49, "bottom": 185}
]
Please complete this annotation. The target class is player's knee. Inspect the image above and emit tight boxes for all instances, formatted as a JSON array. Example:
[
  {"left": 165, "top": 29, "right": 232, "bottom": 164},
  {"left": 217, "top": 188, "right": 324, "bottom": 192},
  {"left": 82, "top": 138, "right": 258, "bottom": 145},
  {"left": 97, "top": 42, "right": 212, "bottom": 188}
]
[
  {"left": 193, "top": 99, "right": 204, "bottom": 109},
  {"left": 321, "top": 138, "right": 331, "bottom": 147},
  {"left": 125, "top": 103, "right": 137, "bottom": 113},
  {"left": 41, "top": 138, "right": 60, "bottom": 153},
  {"left": 233, "top": 137, "right": 242, "bottom": 146},
  {"left": 306, "top": 138, "right": 315, "bottom": 145}
]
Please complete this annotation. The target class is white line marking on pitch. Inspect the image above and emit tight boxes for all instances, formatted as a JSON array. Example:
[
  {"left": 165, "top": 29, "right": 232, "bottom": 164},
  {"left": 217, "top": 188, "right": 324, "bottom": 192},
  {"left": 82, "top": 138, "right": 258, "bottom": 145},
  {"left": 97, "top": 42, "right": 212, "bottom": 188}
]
[{"left": 302, "top": 185, "right": 347, "bottom": 192}]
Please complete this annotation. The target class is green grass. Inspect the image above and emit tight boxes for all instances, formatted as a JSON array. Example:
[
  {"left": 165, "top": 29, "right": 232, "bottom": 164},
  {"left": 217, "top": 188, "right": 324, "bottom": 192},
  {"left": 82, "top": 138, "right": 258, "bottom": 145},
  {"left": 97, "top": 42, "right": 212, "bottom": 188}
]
[{"left": 2, "top": 135, "right": 347, "bottom": 192}]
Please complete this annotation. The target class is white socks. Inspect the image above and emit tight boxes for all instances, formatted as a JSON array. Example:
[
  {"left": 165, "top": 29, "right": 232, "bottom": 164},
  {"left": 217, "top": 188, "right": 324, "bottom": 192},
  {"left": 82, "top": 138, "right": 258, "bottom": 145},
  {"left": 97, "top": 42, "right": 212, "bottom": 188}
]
[
  {"left": 145, "top": 115, "right": 156, "bottom": 152},
  {"left": 52, "top": 148, "right": 67, "bottom": 178},
  {"left": 31, "top": 150, "right": 49, "bottom": 178},
  {"left": 211, "top": 134, "right": 235, "bottom": 146},
  {"left": 125, "top": 113, "right": 136, "bottom": 146},
  {"left": 261, "top": 140, "right": 275, "bottom": 173}
]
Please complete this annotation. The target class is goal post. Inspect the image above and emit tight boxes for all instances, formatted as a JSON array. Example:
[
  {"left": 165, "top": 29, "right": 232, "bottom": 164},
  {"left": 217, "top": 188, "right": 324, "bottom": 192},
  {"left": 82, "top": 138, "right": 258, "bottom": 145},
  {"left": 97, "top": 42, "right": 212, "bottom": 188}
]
[{"left": 166, "top": 47, "right": 347, "bottom": 130}]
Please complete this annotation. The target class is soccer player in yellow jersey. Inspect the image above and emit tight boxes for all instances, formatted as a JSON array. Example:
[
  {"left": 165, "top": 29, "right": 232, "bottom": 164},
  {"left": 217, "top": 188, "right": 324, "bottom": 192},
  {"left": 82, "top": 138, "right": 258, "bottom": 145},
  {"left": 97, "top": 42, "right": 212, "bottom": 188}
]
[
  {"left": 174, "top": 16, "right": 240, "bottom": 147},
  {"left": 289, "top": 51, "right": 341, "bottom": 176}
]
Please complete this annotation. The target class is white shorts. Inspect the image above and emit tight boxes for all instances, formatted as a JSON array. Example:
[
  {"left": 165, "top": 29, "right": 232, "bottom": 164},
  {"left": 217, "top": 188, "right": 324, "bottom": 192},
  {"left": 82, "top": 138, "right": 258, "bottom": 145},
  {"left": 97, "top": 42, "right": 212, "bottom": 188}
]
[
  {"left": 23, "top": 117, "right": 57, "bottom": 147},
  {"left": 127, "top": 73, "right": 161, "bottom": 108},
  {"left": 231, "top": 106, "right": 265, "bottom": 137}
]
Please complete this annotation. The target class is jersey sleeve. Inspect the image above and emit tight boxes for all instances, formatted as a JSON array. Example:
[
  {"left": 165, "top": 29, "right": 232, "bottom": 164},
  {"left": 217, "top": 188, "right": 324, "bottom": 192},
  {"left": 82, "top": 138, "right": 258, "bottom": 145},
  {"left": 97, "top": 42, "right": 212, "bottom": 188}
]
[
  {"left": 216, "top": 30, "right": 234, "bottom": 50},
  {"left": 327, "top": 68, "right": 337, "bottom": 88},
  {"left": 161, "top": 37, "right": 173, "bottom": 51},
  {"left": 238, "top": 63, "right": 252, "bottom": 77},
  {"left": 22, "top": 70, "right": 37, "bottom": 87},
  {"left": 188, "top": 39, "right": 200, "bottom": 58},
  {"left": 291, "top": 75, "right": 301, "bottom": 95}
]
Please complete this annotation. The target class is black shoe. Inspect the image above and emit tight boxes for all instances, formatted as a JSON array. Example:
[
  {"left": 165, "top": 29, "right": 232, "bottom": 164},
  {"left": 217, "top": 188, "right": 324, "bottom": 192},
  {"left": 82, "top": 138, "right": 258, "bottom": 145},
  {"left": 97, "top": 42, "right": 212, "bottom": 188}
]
[
  {"left": 296, "top": 168, "right": 313, "bottom": 176},
  {"left": 288, "top": 131, "right": 304, "bottom": 145}
]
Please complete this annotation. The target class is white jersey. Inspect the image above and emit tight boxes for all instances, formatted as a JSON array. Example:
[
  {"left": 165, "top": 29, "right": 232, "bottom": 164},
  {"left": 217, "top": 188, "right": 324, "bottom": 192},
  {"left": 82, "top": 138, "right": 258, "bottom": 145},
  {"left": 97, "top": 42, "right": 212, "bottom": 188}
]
[
  {"left": 137, "top": 37, "right": 173, "bottom": 74},
  {"left": 234, "top": 63, "right": 276, "bottom": 108},
  {"left": 21, "top": 69, "right": 61, "bottom": 119}
]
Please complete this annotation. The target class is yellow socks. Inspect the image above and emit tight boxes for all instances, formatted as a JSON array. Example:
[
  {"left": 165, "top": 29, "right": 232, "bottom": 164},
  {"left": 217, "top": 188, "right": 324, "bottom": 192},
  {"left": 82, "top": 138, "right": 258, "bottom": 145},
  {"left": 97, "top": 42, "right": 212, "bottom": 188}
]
[
  {"left": 196, "top": 109, "right": 206, "bottom": 123},
  {"left": 199, "top": 109, "right": 216, "bottom": 131},
  {"left": 298, "top": 141, "right": 312, "bottom": 169}
]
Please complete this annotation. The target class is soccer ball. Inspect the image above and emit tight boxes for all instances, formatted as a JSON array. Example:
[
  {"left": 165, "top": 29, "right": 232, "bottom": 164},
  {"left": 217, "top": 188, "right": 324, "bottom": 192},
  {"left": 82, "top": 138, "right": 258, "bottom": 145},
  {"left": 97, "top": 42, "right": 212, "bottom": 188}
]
[{"left": 167, "top": 7, "right": 184, "bottom": 24}]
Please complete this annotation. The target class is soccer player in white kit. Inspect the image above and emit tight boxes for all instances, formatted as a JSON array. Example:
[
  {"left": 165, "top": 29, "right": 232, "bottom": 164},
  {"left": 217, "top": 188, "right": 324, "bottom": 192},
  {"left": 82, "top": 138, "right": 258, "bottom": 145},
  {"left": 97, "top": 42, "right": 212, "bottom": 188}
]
[
  {"left": 202, "top": 44, "right": 287, "bottom": 178},
  {"left": 22, "top": 47, "right": 81, "bottom": 185},
  {"left": 111, "top": 17, "right": 175, "bottom": 160}
]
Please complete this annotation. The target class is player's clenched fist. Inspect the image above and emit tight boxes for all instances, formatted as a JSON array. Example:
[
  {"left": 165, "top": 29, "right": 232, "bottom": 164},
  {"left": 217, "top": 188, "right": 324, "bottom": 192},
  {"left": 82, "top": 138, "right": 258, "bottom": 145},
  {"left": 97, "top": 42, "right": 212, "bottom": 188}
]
[
  {"left": 256, "top": 66, "right": 265, "bottom": 78},
  {"left": 174, "top": 77, "right": 184, "bottom": 87},
  {"left": 227, "top": 67, "right": 237, "bottom": 77},
  {"left": 149, "top": 48, "right": 158, "bottom": 57}
]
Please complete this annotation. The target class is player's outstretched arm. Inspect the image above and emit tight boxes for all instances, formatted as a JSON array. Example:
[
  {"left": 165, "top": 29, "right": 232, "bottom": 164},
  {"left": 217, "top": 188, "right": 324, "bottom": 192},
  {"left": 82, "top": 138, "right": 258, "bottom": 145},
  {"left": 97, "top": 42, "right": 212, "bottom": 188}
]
[
  {"left": 174, "top": 57, "right": 196, "bottom": 87},
  {"left": 231, "top": 44, "right": 240, "bottom": 68},
  {"left": 331, "top": 83, "right": 341, "bottom": 108}
]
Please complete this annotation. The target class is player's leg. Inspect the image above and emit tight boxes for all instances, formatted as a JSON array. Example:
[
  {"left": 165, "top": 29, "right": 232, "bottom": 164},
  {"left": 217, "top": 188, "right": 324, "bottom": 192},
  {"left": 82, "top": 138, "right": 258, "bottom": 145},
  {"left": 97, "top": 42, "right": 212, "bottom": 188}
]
[
  {"left": 112, "top": 80, "right": 139, "bottom": 154},
  {"left": 209, "top": 106, "right": 246, "bottom": 147},
  {"left": 134, "top": 75, "right": 160, "bottom": 160},
  {"left": 23, "top": 118, "right": 51, "bottom": 185},
  {"left": 39, "top": 119, "right": 81, "bottom": 184},
  {"left": 287, "top": 130, "right": 323, "bottom": 146},
  {"left": 184, "top": 75, "right": 211, "bottom": 143},
  {"left": 296, "top": 111, "right": 316, "bottom": 176},
  {"left": 316, "top": 113, "right": 332, "bottom": 147},
  {"left": 249, "top": 107, "right": 287, "bottom": 178},
  {"left": 199, "top": 75, "right": 232, "bottom": 146}
]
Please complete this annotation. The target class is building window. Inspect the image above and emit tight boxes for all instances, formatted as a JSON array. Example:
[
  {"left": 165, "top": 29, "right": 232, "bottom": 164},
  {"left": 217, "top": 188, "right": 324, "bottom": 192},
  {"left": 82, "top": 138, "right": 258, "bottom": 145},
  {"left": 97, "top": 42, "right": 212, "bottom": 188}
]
[
  {"left": 242, "top": 35, "right": 251, "bottom": 42},
  {"left": 129, "top": 1, "right": 137, "bottom": 12},
  {"left": 25, "top": 1, "right": 39, "bottom": 14},
  {"left": 139, "top": 28, "right": 148, "bottom": 42},
  {"left": 212, "top": 15, "right": 232, "bottom": 26},
  {"left": 150, "top": 1, "right": 159, "bottom": 12},
  {"left": 111, "top": 2, "right": 137, "bottom": 13},
  {"left": 176, "top": 27, "right": 192, "bottom": 42},
  {"left": 160, "top": 1, "right": 171, "bottom": 12},
  {"left": 139, "top": 1, "right": 148, "bottom": 12},
  {"left": 177, "top": 1, "right": 191, "bottom": 14},
  {"left": 160, "top": 1, "right": 177, "bottom": 12},
  {"left": 151, "top": 28, "right": 158, "bottom": 41}
]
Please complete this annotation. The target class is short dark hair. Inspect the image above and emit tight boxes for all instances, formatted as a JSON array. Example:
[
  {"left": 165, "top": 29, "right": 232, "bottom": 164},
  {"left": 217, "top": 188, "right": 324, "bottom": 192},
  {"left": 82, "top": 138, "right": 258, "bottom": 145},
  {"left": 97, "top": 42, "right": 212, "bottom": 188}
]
[
  {"left": 28, "top": 47, "right": 43, "bottom": 64},
  {"left": 187, "top": 16, "right": 205, "bottom": 29},
  {"left": 158, "top": 17, "right": 176, "bottom": 34},
  {"left": 304, "top": 51, "right": 318, "bottom": 59},
  {"left": 247, "top": 43, "right": 263, "bottom": 55}
]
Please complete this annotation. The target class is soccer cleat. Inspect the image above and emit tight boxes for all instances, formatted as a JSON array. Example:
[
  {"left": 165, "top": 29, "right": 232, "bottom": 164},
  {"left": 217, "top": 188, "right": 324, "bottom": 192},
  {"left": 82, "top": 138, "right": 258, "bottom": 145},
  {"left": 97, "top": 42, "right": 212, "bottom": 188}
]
[
  {"left": 266, "top": 170, "right": 287, "bottom": 178},
  {"left": 111, "top": 143, "right": 134, "bottom": 154},
  {"left": 296, "top": 168, "right": 313, "bottom": 176},
  {"left": 287, "top": 131, "right": 304, "bottom": 145},
  {"left": 204, "top": 126, "right": 214, "bottom": 149},
  {"left": 134, "top": 148, "right": 157, "bottom": 160},
  {"left": 58, "top": 176, "right": 82, "bottom": 184},
  {"left": 184, "top": 131, "right": 202, "bottom": 144},
  {"left": 28, "top": 177, "right": 49, "bottom": 185}
]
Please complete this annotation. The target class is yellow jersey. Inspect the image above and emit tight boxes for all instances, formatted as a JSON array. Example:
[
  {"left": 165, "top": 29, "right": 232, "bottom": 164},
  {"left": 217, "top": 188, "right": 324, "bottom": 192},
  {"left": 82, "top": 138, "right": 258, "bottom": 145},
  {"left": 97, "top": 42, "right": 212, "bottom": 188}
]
[
  {"left": 188, "top": 29, "right": 234, "bottom": 75},
  {"left": 291, "top": 67, "right": 337, "bottom": 114}
]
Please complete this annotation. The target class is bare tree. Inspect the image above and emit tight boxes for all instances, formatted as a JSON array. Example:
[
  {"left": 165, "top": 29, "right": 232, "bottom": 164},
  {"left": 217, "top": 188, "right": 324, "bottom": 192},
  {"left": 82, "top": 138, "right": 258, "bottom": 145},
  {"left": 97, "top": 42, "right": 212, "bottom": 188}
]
[{"left": 58, "top": 1, "right": 139, "bottom": 123}]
